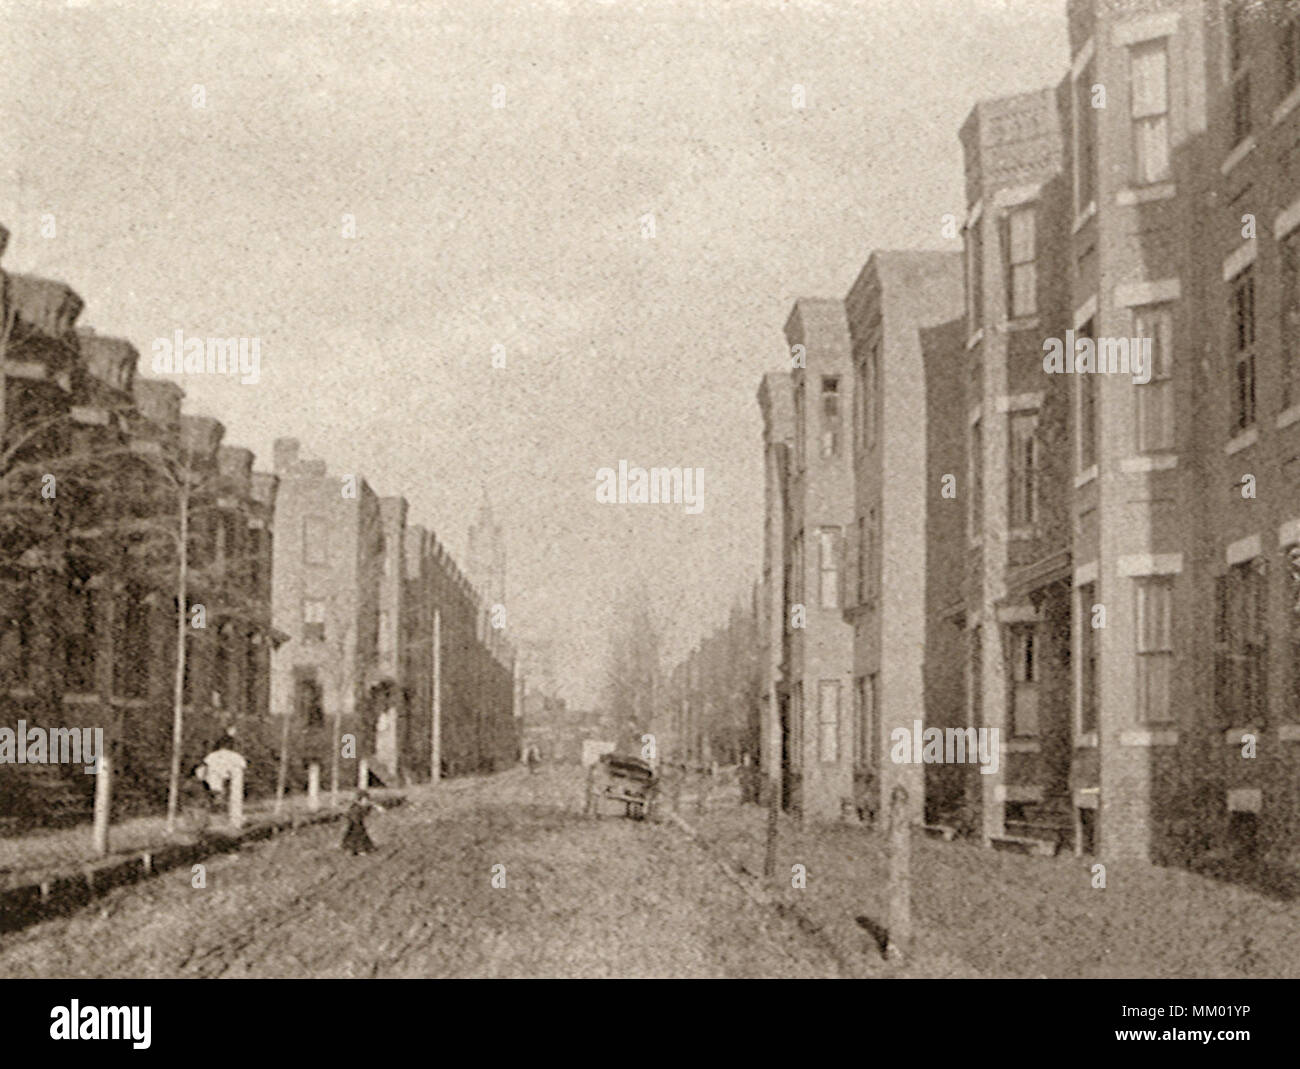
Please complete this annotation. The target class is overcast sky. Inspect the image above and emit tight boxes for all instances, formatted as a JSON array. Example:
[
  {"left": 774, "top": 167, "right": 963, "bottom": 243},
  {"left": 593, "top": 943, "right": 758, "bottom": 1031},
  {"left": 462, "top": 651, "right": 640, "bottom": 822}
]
[{"left": 2, "top": 0, "right": 1066, "bottom": 707}]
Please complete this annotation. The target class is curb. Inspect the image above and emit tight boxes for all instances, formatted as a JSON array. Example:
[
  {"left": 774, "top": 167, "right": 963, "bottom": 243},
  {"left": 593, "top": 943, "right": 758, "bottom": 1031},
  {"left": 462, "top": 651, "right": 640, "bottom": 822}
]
[{"left": 0, "top": 795, "right": 407, "bottom": 936}]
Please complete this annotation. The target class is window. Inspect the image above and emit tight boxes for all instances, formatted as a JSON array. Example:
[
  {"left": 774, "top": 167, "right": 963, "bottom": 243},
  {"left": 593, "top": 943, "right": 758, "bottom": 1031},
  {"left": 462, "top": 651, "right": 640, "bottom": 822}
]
[
  {"left": 304, "top": 516, "right": 328, "bottom": 566},
  {"left": 1136, "top": 578, "right": 1174, "bottom": 723},
  {"left": 1005, "top": 207, "right": 1037, "bottom": 318},
  {"left": 1285, "top": 11, "right": 1300, "bottom": 98},
  {"left": 1079, "top": 583, "right": 1099, "bottom": 736},
  {"left": 969, "top": 418, "right": 983, "bottom": 541},
  {"left": 1215, "top": 560, "right": 1268, "bottom": 726},
  {"left": 856, "top": 515, "right": 867, "bottom": 605},
  {"left": 182, "top": 629, "right": 201, "bottom": 706},
  {"left": 969, "top": 625, "right": 983, "bottom": 726},
  {"left": 1283, "top": 231, "right": 1300, "bottom": 409},
  {"left": 1228, "top": 2, "right": 1252, "bottom": 145},
  {"left": 820, "top": 376, "right": 842, "bottom": 457},
  {"left": 1009, "top": 414, "right": 1038, "bottom": 529},
  {"left": 1078, "top": 318, "right": 1098, "bottom": 470},
  {"left": 854, "top": 355, "right": 867, "bottom": 452},
  {"left": 1130, "top": 39, "right": 1171, "bottom": 184},
  {"left": 1075, "top": 59, "right": 1098, "bottom": 211},
  {"left": 114, "top": 587, "right": 149, "bottom": 699},
  {"left": 818, "top": 528, "right": 841, "bottom": 610},
  {"left": 855, "top": 674, "right": 878, "bottom": 770},
  {"left": 1287, "top": 544, "right": 1300, "bottom": 720},
  {"left": 792, "top": 532, "right": 805, "bottom": 605},
  {"left": 294, "top": 669, "right": 324, "bottom": 728},
  {"left": 966, "top": 222, "right": 983, "bottom": 333},
  {"left": 857, "top": 342, "right": 879, "bottom": 449},
  {"left": 818, "top": 680, "right": 840, "bottom": 763},
  {"left": 303, "top": 598, "right": 326, "bottom": 642},
  {"left": 213, "top": 640, "right": 230, "bottom": 709},
  {"left": 1009, "top": 625, "right": 1039, "bottom": 737},
  {"left": 794, "top": 379, "right": 806, "bottom": 470},
  {"left": 1231, "top": 270, "right": 1256, "bottom": 434},
  {"left": 64, "top": 578, "right": 97, "bottom": 693},
  {"left": 1134, "top": 306, "right": 1174, "bottom": 452},
  {"left": 219, "top": 509, "right": 240, "bottom": 566},
  {"left": 0, "top": 595, "right": 33, "bottom": 690},
  {"left": 245, "top": 643, "right": 260, "bottom": 719}
]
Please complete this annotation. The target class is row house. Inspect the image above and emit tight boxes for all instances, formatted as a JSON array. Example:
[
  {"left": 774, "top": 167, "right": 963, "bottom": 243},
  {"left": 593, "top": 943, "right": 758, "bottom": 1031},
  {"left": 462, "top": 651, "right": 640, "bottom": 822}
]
[
  {"left": 757, "top": 1, "right": 1300, "bottom": 876},
  {"left": 270, "top": 439, "right": 520, "bottom": 794},
  {"left": 779, "top": 298, "right": 855, "bottom": 821},
  {"left": 947, "top": 0, "right": 1300, "bottom": 868},
  {"left": 269, "top": 437, "right": 385, "bottom": 794},
  {"left": 843, "top": 251, "right": 966, "bottom": 828},
  {"left": 0, "top": 226, "right": 279, "bottom": 825},
  {"left": 403, "top": 522, "right": 519, "bottom": 780}
]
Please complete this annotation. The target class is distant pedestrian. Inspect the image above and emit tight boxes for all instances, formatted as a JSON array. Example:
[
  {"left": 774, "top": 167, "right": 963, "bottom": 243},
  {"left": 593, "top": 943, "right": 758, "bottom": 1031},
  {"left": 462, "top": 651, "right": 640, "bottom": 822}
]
[
  {"left": 526, "top": 745, "right": 541, "bottom": 775},
  {"left": 341, "top": 788, "right": 383, "bottom": 855}
]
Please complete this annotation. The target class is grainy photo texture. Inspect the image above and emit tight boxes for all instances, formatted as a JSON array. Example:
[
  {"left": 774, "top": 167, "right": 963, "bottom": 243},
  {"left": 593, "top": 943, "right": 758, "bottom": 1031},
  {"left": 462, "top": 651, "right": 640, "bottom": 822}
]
[{"left": 0, "top": 0, "right": 1297, "bottom": 998}]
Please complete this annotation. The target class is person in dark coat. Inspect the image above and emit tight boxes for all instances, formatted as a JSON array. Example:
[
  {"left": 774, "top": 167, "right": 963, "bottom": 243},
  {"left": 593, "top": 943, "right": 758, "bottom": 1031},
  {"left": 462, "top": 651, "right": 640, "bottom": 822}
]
[{"left": 341, "top": 788, "right": 382, "bottom": 854}]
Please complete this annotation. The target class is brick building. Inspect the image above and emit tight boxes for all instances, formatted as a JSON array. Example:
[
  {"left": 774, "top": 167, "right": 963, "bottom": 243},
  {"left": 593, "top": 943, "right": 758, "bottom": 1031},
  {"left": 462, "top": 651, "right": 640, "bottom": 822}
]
[
  {"left": 0, "top": 230, "right": 280, "bottom": 825},
  {"left": 778, "top": 297, "right": 856, "bottom": 821},
  {"left": 842, "top": 251, "right": 966, "bottom": 828}
]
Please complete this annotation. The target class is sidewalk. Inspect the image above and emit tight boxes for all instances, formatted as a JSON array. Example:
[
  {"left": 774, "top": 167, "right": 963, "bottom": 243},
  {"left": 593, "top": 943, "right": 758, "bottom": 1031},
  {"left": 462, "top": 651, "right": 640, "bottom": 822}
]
[
  {"left": 686, "top": 801, "right": 1300, "bottom": 978},
  {"left": 0, "top": 787, "right": 394, "bottom": 893}
]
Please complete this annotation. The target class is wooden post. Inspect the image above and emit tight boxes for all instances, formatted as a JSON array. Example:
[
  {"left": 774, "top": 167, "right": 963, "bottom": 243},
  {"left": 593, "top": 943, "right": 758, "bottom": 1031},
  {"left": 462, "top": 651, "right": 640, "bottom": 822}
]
[
  {"left": 430, "top": 609, "right": 442, "bottom": 784},
  {"left": 763, "top": 770, "right": 778, "bottom": 878},
  {"left": 274, "top": 711, "right": 291, "bottom": 816},
  {"left": 307, "top": 762, "right": 321, "bottom": 812},
  {"left": 91, "top": 749, "right": 112, "bottom": 857},
  {"left": 228, "top": 764, "right": 244, "bottom": 830},
  {"left": 885, "top": 785, "right": 911, "bottom": 962}
]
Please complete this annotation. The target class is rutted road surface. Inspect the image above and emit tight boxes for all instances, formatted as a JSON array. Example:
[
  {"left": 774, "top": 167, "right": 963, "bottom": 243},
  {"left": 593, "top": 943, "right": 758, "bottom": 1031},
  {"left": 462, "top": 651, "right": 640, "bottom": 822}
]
[{"left": 0, "top": 768, "right": 839, "bottom": 978}]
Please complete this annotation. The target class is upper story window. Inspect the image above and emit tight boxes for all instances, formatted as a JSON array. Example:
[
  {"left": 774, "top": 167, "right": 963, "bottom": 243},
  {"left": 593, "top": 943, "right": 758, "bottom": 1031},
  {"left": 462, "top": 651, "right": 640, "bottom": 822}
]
[
  {"left": 1227, "top": 1, "right": 1252, "bottom": 146},
  {"left": 1231, "top": 268, "right": 1256, "bottom": 435},
  {"left": 1008, "top": 414, "right": 1039, "bottom": 529},
  {"left": 1130, "top": 38, "right": 1171, "bottom": 184},
  {"left": 1004, "top": 207, "right": 1037, "bottom": 318},
  {"left": 965, "top": 222, "right": 984, "bottom": 333},
  {"left": 304, "top": 516, "right": 328, "bottom": 566},
  {"left": 969, "top": 417, "right": 983, "bottom": 542},
  {"left": 1077, "top": 317, "right": 1098, "bottom": 470},
  {"left": 1215, "top": 559, "right": 1267, "bottom": 727},
  {"left": 1078, "top": 582, "right": 1099, "bottom": 735},
  {"left": 856, "top": 514, "right": 867, "bottom": 605},
  {"left": 1135, "top": 577, "right": 1174, "bottom": 723},
  {"left": 1075, "top": 59, "right": 1099, "bottom": 211},
  {"left": 1283, "top": 228, "right": 1300, "bottom": 410},
  {"left": 818, "top": 527, "right": 841, "bottom": 610},
  {"left": 1134, "top": 306, "right": 1174, "bottom": 453},
  {"left": 1284, "top": 9, "right": 1300, "bottom": 98},
  {"left": 820, "top": 376, "right": 842, "bottom": 458},
  {"left": 794, "top": 379, "right": 806, "bottom": 471},
  {"left": 303, "top": 598, "right": 326, "bottom": 642}
]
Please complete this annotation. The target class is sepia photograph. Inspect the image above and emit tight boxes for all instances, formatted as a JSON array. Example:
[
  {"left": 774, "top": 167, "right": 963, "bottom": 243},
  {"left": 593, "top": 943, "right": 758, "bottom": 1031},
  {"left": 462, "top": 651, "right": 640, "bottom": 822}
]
[{"left": 0, "top": 0, "right": 1296, "bottom": 1041}]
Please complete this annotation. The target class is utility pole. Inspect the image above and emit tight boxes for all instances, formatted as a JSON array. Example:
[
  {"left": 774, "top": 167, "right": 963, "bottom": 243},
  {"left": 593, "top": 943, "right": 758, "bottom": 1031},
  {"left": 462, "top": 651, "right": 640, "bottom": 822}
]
[{"left": 165, "top": 460, "right": 189, "bottom": 834}]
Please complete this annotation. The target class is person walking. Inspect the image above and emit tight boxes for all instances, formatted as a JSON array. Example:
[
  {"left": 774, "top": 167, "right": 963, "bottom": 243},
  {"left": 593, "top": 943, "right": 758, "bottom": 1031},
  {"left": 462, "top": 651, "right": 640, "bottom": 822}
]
[{"left": 341, "top": 788, "right": 382, "bottom": 855}]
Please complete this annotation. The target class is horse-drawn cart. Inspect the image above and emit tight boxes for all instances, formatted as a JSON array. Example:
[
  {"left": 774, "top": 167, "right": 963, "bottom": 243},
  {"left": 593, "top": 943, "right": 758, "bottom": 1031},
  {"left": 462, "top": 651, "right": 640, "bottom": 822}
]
[{"left": 585, "top": 753, "right": 659, "bottom": 821}]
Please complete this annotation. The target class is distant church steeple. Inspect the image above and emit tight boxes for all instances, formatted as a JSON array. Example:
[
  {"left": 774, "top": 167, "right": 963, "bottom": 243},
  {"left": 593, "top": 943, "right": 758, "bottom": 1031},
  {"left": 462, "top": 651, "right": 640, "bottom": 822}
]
[{"left": 467, "top": 486, "right": 506, "bottom": 609}]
